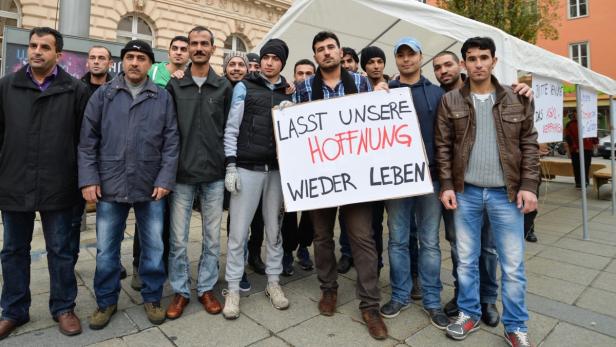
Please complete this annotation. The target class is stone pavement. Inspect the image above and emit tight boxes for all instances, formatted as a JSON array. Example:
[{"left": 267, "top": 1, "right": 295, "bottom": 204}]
[{"left": 1, "top": 180, "right": 616, "bottom": 346}]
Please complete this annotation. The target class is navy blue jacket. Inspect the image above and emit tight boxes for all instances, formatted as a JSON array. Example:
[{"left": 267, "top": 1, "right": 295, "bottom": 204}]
[
  {"left": 389, "top": 76, "right": 444, "bottom": 178},
  {"left": 78, "top": 74, "right": 180, "bottom": 203}
]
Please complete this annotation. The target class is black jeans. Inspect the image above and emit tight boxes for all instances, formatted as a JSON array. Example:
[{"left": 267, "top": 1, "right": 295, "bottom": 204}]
[
  {"left": 282, "top": 212, "right": 314, "bottom": 253},
  {"left": 1, "top": 207, "right": 80, "bottom": 321}
]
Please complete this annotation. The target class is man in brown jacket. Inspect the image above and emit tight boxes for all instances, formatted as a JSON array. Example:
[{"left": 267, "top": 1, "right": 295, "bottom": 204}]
[{"left": 434, "top": 37, "right": 539, "bottom": 347}]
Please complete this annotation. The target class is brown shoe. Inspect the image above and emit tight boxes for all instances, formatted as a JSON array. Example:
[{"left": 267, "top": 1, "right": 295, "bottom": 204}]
[
  {"left": 0, "top": 319, "right": 23, "bottom": 340},
  {"left": 166, "top": 294, "right": 190, "bottom": 319},
  {"left": 198, "top": 291, "right": 222, "bottom": 314},
  {"left": 318, "top": 289, "right": 337, "bottom": 316},
  {"left": 361, "top": 308, "right": 388, "bottom": 340},
  {"left": 56, "top": 311, "right": 82, "bottom": 336}
]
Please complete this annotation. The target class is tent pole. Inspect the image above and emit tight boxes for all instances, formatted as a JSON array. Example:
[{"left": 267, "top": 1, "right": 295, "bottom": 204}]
[
  {"left": 610, "top": 95, "right": 615, "bottom": 215},
  {"left": 421, "top": 40, "right": 459, "bottom": 68},
  {"left": 361, "top": 19, "right": 401, "bottom": 51},
  {"left": 576, "top": 85, "right": 590, "bottom": 240}
]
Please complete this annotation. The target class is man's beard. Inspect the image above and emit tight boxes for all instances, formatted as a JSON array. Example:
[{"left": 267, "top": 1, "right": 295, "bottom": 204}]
[{"left": 91, "top": 70, "right": 108, "bottom": 77}]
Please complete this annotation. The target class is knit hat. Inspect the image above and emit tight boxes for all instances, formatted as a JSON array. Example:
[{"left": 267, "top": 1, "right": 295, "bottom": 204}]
[
  {"left": 223, "top": 51, "right": 248, "bottom": 71},
  {"left": 260, "top": 38, "right": 289, "bottom": 69},
  {"left": 360, "top": 46, "right": 386, "bottom": 72},
  {"left": 121, "top": 39, "right": 155, "bottom": 63},
  {"left": 246, "top": 53, "right": 260, "bottom": 64}
]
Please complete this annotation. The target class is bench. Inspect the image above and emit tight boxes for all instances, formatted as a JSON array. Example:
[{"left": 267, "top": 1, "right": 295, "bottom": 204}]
[
  {"left": 540, "top": 158, "right": 606, "bottom": 180},
  {"left": 592, "top": 167, "right": 613, "bottom": 199}
]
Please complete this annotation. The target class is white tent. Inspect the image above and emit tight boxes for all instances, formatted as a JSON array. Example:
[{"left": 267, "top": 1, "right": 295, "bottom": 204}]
[{"left": 260, "top": 0, "right": 616, "bottom": 95}]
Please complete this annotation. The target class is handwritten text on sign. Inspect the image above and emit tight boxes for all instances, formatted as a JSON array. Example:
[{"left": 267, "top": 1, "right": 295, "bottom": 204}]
[
  {"left": 273, "top": 88, "right": 433, "bottom": 212},
  {"left": 579, "top": 87, "right": 598, "bottom": 138},
  {"left": 532, "top": 75, "right": 563, "bottom": 143}
]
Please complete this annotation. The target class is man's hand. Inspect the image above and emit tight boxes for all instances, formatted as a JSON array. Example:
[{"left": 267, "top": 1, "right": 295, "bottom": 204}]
[
  {"left": 152, "top": 187, "right": 170, "bottom": 200},
  {"left": 440, "top": 189, "right": 457, "bottom": 210},
  {"left": 374, "top": 81, "right": 389, "bottom": 92},
  {"left": 511, "top": 83, "right": 533, "bottom": 99},
  {"left": 225, "top": 163, "right": 241, "bottom": 193},
  {"left": 274, "top": 100, "right": 294, "bottom": 111},
  {"left": 171, "top": 69, "right": 185, "bottom": 79},
  {"left": 517, "top": 190, "right": 537, "bottom": 214},
  {"left": 285, "top": 83, "right": 296, "bottom": 95},
  {"left": 538, "top": 143, "right": 550, "bottom": 157},
  {"left": 82, "top": 185, "right": 102, "bottom": 203}
]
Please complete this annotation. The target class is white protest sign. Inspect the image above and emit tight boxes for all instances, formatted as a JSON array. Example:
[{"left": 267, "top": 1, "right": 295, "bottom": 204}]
[
  {"left": 273, "top": 88, "right": 433, "bottom": 212},
  {"left": 532, "top": 75, "right": 563, "bottom": 143},
  {"left": 579, "top": 86, "right": 598, "bottom": 138}
]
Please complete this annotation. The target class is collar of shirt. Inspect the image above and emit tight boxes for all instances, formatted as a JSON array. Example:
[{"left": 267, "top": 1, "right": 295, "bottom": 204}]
[
  {"left": 259, "top": 72, "right": 281, "bottom": 90},
  {"left": 26, "top": 64, "right": 59, "bottom": 91}
]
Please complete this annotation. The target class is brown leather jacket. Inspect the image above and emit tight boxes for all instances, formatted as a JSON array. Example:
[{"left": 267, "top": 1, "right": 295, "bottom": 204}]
[{"left": 434, "top": 75, "right": 540, "bottom": 201}]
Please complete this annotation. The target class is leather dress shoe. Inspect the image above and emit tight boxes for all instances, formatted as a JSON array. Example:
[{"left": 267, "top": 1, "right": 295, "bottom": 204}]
[
  {"left": 199, "top": 291, "right": 222, "bottom": 314},
  {"left": 166, "top": 294, "right": 190, "bottom": 319},
  {"left": 318, "top": 289, "right": 337, "bottom": 316},
  {"left": 248, "top": 252, "right": 266, "bottom": 275},
  {"left": 361, "top": 308, "right": 388, "bottom": 340},
  {"left": 525, "top": 230, "right": 538, "bottom": 242},
  {"left": 0, "top": 319, "right": 26, "bottom": 340},
  {"left": 481, "top": 303, "right": 500, "bottom": 327},
  {"left": 55, "top": 311, "right": 82, "bottom": 336},
  {"left": 337, "top": 255, "right": 353, "bottom": 274}
]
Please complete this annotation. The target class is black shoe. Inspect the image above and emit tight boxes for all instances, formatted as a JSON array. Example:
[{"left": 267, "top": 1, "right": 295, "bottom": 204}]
[
  {"left": 248, "top": 252, "right": 266, "bottom": 275},
  {"left": 411, "top": 275, "right": 422, "bottom": 300},
  {"left": 424, "top": 308, "right": 450, "bottom": 330},
  {"left": 444, "top": 297, "right": 459, "bottom": 317},
  {"left": 120, "top": 264, "right": 127, "bottom": 280},
  {"left": 525, "top": 230, "right": 538, "bottom": 243},
  {"left": 481, "top": 303, "right": 500, "bottom": 327},
  {"left": 380, "top": 300, "right": 410, "bottom": 319},
  {"left": 296, "top": 247, "right": 314, "bottom": 270},
  {"left": 282, "top": 252, "right": 294, "bottom": 277},
  {"left": 337, "top": 255, "right": 353, "bottom": 274}
]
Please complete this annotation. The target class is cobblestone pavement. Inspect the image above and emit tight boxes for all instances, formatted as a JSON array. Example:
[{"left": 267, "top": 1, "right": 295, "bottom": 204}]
[{"left": 1, "top": 180, "right": 616, "bottom": 346}]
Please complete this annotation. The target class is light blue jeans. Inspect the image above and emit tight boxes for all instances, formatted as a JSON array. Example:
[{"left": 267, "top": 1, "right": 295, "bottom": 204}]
[
  {"left": 168, "top": 180, "right": 224, "bottom": 297},
  {"left": 455, "top": 184, "right": 529, "bottom": 333}
]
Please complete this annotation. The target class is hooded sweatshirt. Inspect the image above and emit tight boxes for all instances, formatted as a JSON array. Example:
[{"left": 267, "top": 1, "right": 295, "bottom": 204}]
[{"left": 389, "top": 75, "right": 444, "bottom": 178}]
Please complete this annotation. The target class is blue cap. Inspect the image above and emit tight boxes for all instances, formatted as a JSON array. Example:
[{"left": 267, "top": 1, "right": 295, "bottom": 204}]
[{"left": 393, "top": 37, "right": 422, "bottom": 54}]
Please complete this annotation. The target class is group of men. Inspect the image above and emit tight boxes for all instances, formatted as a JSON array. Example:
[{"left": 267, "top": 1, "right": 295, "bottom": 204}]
[{"left": 0, "top": 26, "right": 539, "bottom": 347}]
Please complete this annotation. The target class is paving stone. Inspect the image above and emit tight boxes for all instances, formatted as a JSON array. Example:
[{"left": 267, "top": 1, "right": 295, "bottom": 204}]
[
  {"left": 160, "top": 310, "right": 269, "bottom": 347},
  {"left": 541, "top": 322, "right": 616, "bottom": 347},
  {"left": 86, "top": 338, "right": 127, "bottom": 347},
  {"left": 278, "top": 313, "right": 398, "bottom": 347},
  {"left": 534, "top": 220, "right": 579, "bottom": 235},
  {"left": 122, "top": 327, "right": 174, "bottom": 347},
  {"left": 405, "top": 324, "right": 503, "bottom": 347},
  {"left": 240, "top": 287, "right": 320, "bottom": 333},
  {"left": 604, "top": 259, "right": 616, "bottom": 273},
  {"left": 526, "top": 272, "right": 586, "bottom": 304},
  {"left": 566, "top": 228, "right": 616, "bottom": 246},
  {"left": 591, "top": 272, "right": 616, "bottom": 293},
  {"left": 480, "top": 310, "right": 557, "bottom": 345},
  {"left": 536, "top": 246, "right": 611, "bottom": 270},
  {"left": 576, "top": 287, "right": 616, "bottom": 318},
  {"left": 553, "top": 238, "right": 616, "bottom": 257},
  {"left": 284, "top": 273, "right": 357, "bottom": 308},
  {"left": 525, "top": 257, "right": 599, "bottom": 285},
  {"left": 248, "top": 336, "right": 291, "bottom": 347}
]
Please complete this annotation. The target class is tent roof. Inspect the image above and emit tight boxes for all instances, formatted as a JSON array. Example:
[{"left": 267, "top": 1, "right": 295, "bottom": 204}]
[{"left": 259, "top": 0, "right": 616, "bottom": 95}]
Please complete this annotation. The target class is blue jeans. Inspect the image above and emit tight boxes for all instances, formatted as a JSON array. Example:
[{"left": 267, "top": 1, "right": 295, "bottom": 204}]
[
  {"left": 386, "top": 181, "right": 442, "bottom": 308},
  {"left": 94, "top": 200, "right": 166, "bottom": 308},
  {"left": 339, "top": 201, "right": 384, "bottom": 268},
  {"left": 1, "top": 207, "right": 79, "bottom": 321},
  {"left": 455, "top": 184, "right": 528, "bottom": 332},
  {"left": 169, "top": 181, "right": 224, "bottom": 297},
  {"left": 443, "top": 210, "right": 498, "bottom": 303}
]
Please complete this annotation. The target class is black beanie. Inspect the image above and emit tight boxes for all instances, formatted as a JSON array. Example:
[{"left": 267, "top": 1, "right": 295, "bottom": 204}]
[
  {"left": 260, "top": 38, "right": 289, "bottom": 69},
  {"left": 360, "top": 46, "right": 386, "bottom": 72},
  {"left": 246, "top": 53, "right": 260, "bottom": 63},
  {"left": 121, "top": 39, "right": 155, "bottom": 63}
]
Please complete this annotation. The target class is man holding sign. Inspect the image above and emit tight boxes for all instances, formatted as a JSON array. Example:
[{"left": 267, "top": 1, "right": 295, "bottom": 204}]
[
  {"left": 293, "top": 31, "right": 389, "bottom": 340},
  {"left": 435, "top": 37, "right": 539, "bottom": 346}
]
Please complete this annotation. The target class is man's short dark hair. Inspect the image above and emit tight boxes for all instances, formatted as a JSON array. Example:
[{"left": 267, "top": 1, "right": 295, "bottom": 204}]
[
  {"left": 294, "top": 59, "right": 316, "bottom": 73},
  {"left": 342, "top": 47, "right": 359, "bottom": 63},
  {"left": 312, "top": 31, "right": 340, "bottom": 53},
  {"left": 188, "top": 26, "right": 215, "bottom": 45},
  {"left": 434, "top": 50, "right": 459, "bottom": 63},
  {"left": 170, "top": 35, "right": 189, "bottom": 48},
  {"left": 461, "top": 37, "right": 496, "bottom": 60},
  {"left": 88, "top": 45, "right": 112, "bottom": 59},
  {"left": 29, "top": 27, "right": 63, "bottom": 52}
]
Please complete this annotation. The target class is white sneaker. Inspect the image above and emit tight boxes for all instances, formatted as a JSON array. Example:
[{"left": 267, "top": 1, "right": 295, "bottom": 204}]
[
  {"left": 222, "top": 289, "right": 240, "bottom": 320},
  {"left": 265, "top": 282, "right": 290, "bottom": 310}
]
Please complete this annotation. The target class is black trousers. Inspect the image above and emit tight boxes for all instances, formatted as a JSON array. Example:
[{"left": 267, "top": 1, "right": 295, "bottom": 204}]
[
  {"left": 282, "top": 211, "right": 314, "bottom": 253},
  {"left": 571, "top": 150, "right": 593, "bottom": 187}
]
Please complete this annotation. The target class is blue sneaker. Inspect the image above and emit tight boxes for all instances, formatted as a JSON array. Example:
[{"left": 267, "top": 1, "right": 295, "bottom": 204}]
[
  {"left": 296, "top": 247, "right": 313, "bottom": 270},
  {"left": 239, "top": 272, "right": 251, "bottom": 292}
]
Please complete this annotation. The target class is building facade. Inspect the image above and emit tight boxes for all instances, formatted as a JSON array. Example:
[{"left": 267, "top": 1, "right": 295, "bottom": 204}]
[{"left": 1, "top": 0, "right": 292, "bottom": 72}]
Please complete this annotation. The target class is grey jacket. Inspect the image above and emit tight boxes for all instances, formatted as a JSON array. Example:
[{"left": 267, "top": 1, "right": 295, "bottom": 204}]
[{"left": 78, "top": 74, "right": 180, "bottom": 203}]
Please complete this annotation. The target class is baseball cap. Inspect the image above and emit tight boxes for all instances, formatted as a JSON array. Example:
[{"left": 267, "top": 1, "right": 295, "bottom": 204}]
[{"left": 393, "top": 37, "right": 422, "bottom": 54}]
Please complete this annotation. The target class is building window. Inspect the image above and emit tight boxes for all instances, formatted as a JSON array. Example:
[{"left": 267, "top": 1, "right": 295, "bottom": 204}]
[
  {"left": 0, "top": 0, "right": 20, "bottom": 67},
  {"left": 117, "top": 14, "right": 154, "bottom": 46},
  {"left": 224, "top": 35, "right": 247, "bottom": 52},
  {"left": 569, "top": 42, "right": 589, "bottom": 68},
  {"left": 569, "top": 0, "right": 588, "bottom": 18}
]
